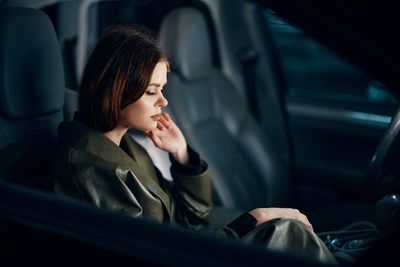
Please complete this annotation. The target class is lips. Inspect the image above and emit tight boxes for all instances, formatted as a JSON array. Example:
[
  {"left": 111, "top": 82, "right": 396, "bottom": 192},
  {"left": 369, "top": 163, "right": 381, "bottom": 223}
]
[{"left": 151, "top": 114, "right": 162, "bottom": 120}]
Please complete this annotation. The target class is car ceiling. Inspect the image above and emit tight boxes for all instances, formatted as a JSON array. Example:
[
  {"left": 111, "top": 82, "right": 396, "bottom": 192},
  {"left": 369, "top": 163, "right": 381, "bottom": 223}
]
[{"left": 255, "top": 0, "right": 400, "bottom": 98}]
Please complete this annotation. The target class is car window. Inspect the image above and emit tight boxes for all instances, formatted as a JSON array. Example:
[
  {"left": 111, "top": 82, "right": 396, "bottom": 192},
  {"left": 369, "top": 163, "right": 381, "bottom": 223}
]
[{"left": 266, "top": 10, "right": 398, "bottom": 113}]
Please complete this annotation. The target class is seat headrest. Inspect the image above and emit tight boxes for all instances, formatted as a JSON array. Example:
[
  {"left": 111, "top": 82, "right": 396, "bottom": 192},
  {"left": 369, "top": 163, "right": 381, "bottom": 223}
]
[
  {"left": 0, "top": 7, "right": 65, "bottom": 120},
  {"left": 158, "top": 7, "right": 212, "bottom": 81}
]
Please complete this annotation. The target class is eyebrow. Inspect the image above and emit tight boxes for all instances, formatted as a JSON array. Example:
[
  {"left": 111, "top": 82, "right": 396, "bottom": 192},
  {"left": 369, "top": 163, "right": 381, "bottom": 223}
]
[
  {"left": 148, "top": 83, "right": 161, "bottom": 87},
  {"left": 148, "top": 82, "right": 167, "bottom": 87}
]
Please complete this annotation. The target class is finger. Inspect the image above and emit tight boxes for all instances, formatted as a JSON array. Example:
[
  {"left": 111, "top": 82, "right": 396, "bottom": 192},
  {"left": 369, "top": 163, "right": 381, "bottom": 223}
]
[
  {"left": 290, "top": 209, "right": 311, "bottom": 225},
  {"left": 162, "top": 112, "right": 171, "bottom": 121},
  {"left": 157, "top": 121, "right": 165, "bottom": 131},
  {"left": 299, "top": 221, "right": 313, "bottom": 232},
  {"left": 147, "top": 130, "right": 162, "bottom": 147},
  {"left": 301, "top": 213, "right": 310, "bottom": 222},
  {"left": 147, "top": 130, "right": 156, "bottom": 140},
  {"left": 300, "top": 214, "right": 311, "bottom": 226},
  {"left": 159, "top": 116, "right": 171, "bottom": 129},
  {"left": 297, "top": 214, "right": 313, "bottom": 232},
  {"left": 304, "top": 221, "right": 313, "bottom": 232}
]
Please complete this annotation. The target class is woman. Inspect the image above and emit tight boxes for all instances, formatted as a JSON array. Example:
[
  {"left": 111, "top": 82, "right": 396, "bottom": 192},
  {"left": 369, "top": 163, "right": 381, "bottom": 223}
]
[{"left": 47, "top": 24, "right": 336, "bottom": 264}]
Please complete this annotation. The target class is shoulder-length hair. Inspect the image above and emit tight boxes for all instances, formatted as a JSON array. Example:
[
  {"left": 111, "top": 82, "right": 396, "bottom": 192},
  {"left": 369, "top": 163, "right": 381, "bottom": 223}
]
[{"left": 78, "top": 24, "right": 168, "bottom": 132}]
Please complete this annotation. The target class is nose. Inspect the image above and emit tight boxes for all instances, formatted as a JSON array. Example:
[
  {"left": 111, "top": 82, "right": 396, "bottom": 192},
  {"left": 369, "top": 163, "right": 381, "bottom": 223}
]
[{"left": 157, "top": 93, "right": 168, "bottom": 107}]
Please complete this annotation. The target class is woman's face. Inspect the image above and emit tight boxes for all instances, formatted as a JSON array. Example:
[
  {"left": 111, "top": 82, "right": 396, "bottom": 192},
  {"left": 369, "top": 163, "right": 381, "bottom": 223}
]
[{"left": 119, "top": 61, "right": 168, "bottom": 131}]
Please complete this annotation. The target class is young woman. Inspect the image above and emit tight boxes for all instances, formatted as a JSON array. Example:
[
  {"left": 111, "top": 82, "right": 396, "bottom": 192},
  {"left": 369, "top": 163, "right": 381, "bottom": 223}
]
[{"left": 47, "top": 25, "right": 336, "bottom": 264}]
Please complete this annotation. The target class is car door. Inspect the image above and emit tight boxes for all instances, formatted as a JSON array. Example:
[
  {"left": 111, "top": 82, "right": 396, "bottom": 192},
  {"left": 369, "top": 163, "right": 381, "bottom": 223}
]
[{"left": 267, "top": 10, "right": 399, "bottom": 205}]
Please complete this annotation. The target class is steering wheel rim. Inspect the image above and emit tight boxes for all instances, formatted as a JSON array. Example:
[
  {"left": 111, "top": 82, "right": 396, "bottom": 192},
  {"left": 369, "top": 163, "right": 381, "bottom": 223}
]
[{"left": 366, "top": 107, "right": 400, "bottom": 193}]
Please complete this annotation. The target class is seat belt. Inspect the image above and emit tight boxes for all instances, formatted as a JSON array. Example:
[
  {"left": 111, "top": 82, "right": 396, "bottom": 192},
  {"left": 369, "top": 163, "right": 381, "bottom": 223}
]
[{"left": 239, "top": 47, "right": 260, "bottom": 121}]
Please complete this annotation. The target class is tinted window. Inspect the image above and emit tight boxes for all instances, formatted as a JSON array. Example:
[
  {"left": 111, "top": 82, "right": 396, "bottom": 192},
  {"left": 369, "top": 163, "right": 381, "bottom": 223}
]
[{"left": 267, "top": 10, "right": 397, "bottom": 107}]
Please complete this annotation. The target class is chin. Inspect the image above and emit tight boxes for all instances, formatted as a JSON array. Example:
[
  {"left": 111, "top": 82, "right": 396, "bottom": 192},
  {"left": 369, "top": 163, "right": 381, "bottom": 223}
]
[
  {"left": 130, "top": 122, "right": 156, "bottom": 132},
  {"left": 144, "top": 122, "right": 158, "bottom": 131}
]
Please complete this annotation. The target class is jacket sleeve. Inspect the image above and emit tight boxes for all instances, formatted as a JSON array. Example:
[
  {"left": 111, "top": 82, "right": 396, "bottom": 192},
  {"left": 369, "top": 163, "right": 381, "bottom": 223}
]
[
  {"left": 170, "top": 161, "right": 212, "bottom": 230},
  {"left": 157, "top": 146, "right": 212, "bottom": 230},
  {"left": 53, "top": 149, "right": 144, "bottom": 218}
]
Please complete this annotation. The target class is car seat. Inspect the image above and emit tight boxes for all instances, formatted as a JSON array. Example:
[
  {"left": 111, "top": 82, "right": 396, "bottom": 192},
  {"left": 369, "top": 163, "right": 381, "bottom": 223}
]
[
  {"left": 0, "top": 7, "right": 76, "bottom": 189},
  {"left": 208, "top": 0, "right": 293, "bottom": 168},
  {"left": 157, "top": 6, "right": 377, "bottom": 231},
  {"left": 158, "top": 7, "right": 293, "bottom": 212}
]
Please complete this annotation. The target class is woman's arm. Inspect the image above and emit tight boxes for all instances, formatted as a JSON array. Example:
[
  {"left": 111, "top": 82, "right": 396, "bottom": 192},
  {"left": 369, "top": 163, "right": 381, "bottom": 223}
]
[{"left": 147, "top": 112, "right": 212, "bottom": 228}]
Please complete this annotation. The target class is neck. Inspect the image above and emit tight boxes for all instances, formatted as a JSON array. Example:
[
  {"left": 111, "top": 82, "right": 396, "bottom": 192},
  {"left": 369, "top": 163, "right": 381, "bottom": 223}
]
[{"left": 104, "top": 126, "right": 128, "bottom": 146}]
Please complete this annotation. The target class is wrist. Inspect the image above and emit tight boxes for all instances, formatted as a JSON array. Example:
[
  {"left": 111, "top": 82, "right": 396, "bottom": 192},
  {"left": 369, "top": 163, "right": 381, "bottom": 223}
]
[
  {"left": 248, "top": 210, "right": 259, "bottom": 226},
  {"left": 249, "top": 209, "right": 269, "bottom": 226},
  {"left": 172, "top": 145, "right": 189, "bottom": 165}
]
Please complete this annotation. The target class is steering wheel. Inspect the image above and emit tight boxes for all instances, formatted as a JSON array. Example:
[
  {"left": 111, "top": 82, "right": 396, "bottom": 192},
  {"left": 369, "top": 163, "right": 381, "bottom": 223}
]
[{"left": 366, "top": 107, "right": 400, "bottom": 197}]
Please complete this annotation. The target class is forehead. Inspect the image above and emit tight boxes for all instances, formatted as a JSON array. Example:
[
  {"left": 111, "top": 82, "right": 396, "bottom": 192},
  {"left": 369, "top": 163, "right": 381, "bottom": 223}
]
[{"left": 149, "top": 62, "right": 168, "bottom": 84}]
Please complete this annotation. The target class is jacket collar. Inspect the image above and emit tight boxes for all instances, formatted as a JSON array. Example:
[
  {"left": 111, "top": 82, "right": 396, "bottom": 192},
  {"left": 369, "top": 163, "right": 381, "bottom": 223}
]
[{"left": 58, "top": 120, "right": 171, "bottom": 218}]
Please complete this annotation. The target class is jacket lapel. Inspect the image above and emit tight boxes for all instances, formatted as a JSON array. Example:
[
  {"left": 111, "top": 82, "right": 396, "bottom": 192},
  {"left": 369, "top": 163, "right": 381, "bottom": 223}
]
[
  {"left": 120, "top": 135, "right": 172, "bottom": 218},
  {"left": 59, "top": 121, "right": 172, "bottom": 219}
]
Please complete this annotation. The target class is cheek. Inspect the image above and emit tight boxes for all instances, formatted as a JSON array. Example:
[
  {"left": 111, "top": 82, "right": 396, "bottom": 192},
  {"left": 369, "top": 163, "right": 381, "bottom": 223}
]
[
  {"left": 124, "top": 107, "right": 142, "bottom": 122},
  {"left": 122, "top": 101, "right": 153, "bottom": 125},
  {"left": 130, "top": 101, "right": 152, "bottom": 117}
]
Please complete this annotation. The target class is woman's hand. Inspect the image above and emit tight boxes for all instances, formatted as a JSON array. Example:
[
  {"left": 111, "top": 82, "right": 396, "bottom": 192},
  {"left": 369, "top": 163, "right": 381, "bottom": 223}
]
[
  {"left": 145, "top": 112, "right": 189, "bottom": 165},
  {"left": 249, "top": 208, "right": 313, "bottom": 231}
]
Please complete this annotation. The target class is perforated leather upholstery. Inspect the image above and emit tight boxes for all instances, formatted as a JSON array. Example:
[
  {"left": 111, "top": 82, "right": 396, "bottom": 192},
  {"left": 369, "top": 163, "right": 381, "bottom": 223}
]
[{"left": 158, "top": 7, "right": 292, "bottom": 211}]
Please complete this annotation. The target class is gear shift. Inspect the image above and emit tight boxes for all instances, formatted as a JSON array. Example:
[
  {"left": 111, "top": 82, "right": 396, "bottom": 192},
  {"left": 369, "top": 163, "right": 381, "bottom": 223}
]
[{"left": 375, "top": 194, "right": 400, "bottom": 237}]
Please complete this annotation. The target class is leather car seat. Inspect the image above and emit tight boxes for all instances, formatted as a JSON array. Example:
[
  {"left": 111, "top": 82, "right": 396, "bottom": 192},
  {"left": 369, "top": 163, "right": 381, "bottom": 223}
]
[
  {"left": 158, "top": 7, "right": 293, "bottom": 212},
  {"left": 0, "top": 7, "right": 76, "bottom": 189},
  {"left": 209, "top": 0, "right": 293, "bottom": 170},
  {"left": 157, "top": 6, "right": 377, "bottom": 231}
]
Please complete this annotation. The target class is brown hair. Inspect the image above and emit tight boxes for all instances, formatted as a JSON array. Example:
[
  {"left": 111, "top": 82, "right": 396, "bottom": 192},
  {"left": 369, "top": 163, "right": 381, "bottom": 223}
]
[{"left": 78, "top": 24, "right": 168, "bottom": 132}]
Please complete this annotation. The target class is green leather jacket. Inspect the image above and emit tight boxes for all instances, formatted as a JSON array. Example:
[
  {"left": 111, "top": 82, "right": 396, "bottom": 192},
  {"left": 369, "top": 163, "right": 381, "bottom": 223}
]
[
  {"left": 47, "top": 120, "right": 337, "bottom": 265},
  {"left": 47, "top": 120, "right": 212, "bottom": 230}
]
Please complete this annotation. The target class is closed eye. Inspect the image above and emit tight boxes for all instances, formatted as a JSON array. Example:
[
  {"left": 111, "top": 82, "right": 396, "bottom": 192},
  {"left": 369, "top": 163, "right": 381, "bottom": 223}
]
[{"left": 146, "top": 91, "right": 156, "bottom": 96}]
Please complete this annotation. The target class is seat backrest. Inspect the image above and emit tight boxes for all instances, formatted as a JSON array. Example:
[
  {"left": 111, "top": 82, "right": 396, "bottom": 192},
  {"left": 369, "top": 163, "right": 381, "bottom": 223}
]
[
  {"left": 239, "top": 2, "right": 293, "bottom": 168},
  {"left": 158, "top": 7, "right": 292, "bottom": 210},
  {"left": 0, "top": 7, "right": 66, "bottom": 189},
  {"left": 207, "top": 0, "right": 293, "bottom": 175}
]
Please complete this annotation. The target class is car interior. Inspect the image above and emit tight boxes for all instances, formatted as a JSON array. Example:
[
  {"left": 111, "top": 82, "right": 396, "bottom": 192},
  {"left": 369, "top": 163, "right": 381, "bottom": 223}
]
[{"left": 1, "top": 0, "right": 400, "bottom": 266}]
